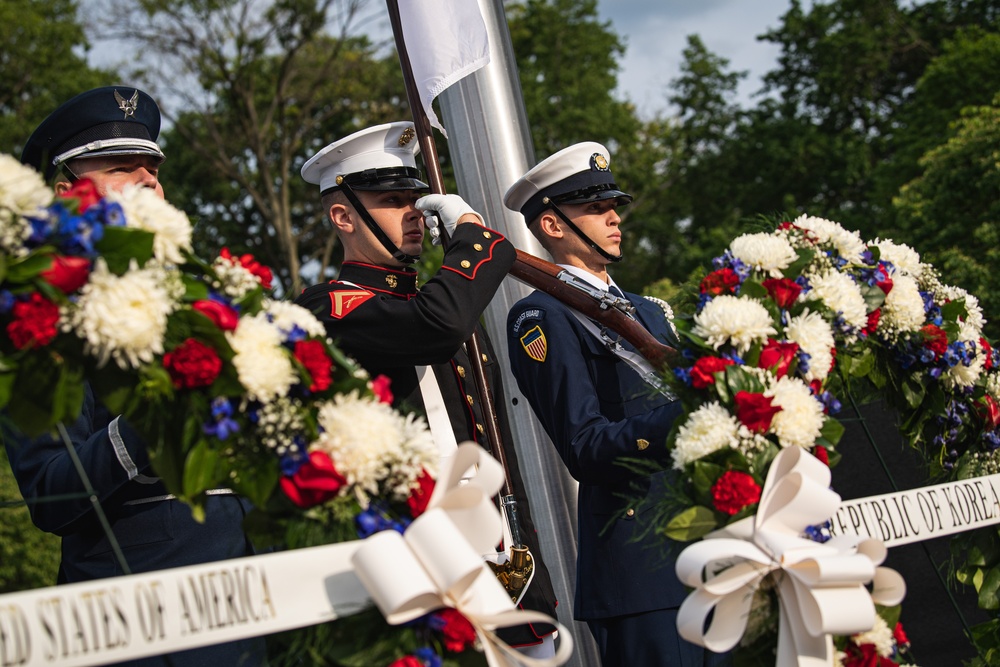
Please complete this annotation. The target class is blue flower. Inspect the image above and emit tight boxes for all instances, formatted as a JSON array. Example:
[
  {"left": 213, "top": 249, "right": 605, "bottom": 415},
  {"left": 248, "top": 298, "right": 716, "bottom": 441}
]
[
  {"left": 413, "top": 646, "right": 442, "bottom": 667},
  {"left": 203, "top": 397, "right": 240, "bottom": 440}
]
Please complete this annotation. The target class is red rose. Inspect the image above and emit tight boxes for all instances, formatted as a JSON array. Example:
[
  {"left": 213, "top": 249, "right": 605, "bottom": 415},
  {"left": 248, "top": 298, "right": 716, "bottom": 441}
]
[
  {"left": 40, "top": 255, "right": 91, "bottom": 293},
  {"left": 699, "top": 268, "right": 740, "bottom": 296},
  {"left": 280, "top": 450, "right": 346, "bottom": 508},
  {"left": 294, "top": 339, "right": 333, "bottom": 392},
  {"left": 711, "top": 470, "right": 762, "bottom": 515},
  {"left": 407, "top": 469, "right": 436, "bottom": 518},
  {"left": 978, "top": 395, "right": 1000, "bottom": 429},
  {"left": 981, "top": 337, "right": 994, "bottom": 370},
  {"left": 436, "top": 609, "right": 477, "bottom": 653},
  {"left": 388, "top": 658, "right": 423, "bottom": 667},
  {"left": 892, "top": 622, "right": 909, "bottom": 647},
  {"left": 757, "top": 339, "right": 799, "bottom": 378},
  {"left": 734, "top": 391, "right": 781, "bottom": 433},
  {"left": 920, "top": 324, "right": 948, "bottom": 360},
  {"left": 6, "top": 294, "right": 60, "bottom": 349},
  {"left": 57, "top": 178, "right": 101, "bottom": 212},
  {"left": 812, "top": 445, "right": 830, "bottom": 465},
  {"left": 371, "top": 374, "right": 394, "bottom": 404},
  {"left": 164, "top": 338, "right": 223, "bottom": 389},
  {"left": 762, "top": 278, "right": 802, "bottom": 309},
  {"left": 220, "top": 247, "right": 273, "bottom": 290},
  {"left": 863, "top": 308, "right": 881, "bottom": 335},
  {"left": 192, "top": 299, "right": 240, "bottom": 331},
  {"left": 843, "top": 642, "right": 898, "bottom": 667},
  {"left": 689, "top": 356, "right": 736, "bottom": 389}
]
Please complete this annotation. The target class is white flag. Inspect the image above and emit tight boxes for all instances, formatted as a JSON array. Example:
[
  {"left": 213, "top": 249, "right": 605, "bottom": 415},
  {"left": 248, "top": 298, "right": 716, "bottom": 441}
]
[{"left": 397, "top": 0, "right": 490, "bottom": 136}]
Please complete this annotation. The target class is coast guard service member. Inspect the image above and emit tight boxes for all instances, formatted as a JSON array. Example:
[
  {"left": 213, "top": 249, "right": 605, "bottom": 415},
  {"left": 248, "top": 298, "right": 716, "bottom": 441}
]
[
  {"left": 505, "top": 143, "right": 718, "bottom": 666},
  {"left": 295, "top": 121, "right": 559, "bottom": 656},
  {"left": 5, "top": 86, "right": 265, "bottom": 667}
]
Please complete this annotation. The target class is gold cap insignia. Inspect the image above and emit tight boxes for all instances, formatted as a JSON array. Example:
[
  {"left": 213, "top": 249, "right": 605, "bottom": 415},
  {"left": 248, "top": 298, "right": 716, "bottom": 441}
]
[
  {"left": 336, "top": 175, "right": 345, "bottom": 185},
  {"left": 636, "top": 438, "right": 649, "bottom": 451},
  {"left": 385, "top": 274, "right": 398, "bottom": 288},
  {"left": 591, "top": 153, "right": 609, "bottom": 171},
  {"left": 398, "top": 127, "right": 416, "bottom": 146},
  {"left": 113, "top": 89, "right": 139, "bottom": 119}
]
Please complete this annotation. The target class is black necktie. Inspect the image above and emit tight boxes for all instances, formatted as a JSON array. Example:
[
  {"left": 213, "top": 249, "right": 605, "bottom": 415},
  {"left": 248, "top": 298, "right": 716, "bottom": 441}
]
[{"left": 609, "top": 285, "right": 624, "bottom": 298}]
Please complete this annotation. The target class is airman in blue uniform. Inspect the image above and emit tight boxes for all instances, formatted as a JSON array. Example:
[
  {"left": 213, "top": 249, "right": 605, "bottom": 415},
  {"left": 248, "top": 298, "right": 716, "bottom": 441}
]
[
  {"left": 6, "top": 86, "right": 265, "bottom": 667},
  {"left": 505, "top": 142, "right": 718, "bottom": 666}
]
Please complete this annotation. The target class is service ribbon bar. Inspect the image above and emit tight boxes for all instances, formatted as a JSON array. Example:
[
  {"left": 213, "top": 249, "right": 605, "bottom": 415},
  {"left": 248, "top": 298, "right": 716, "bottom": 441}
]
[
  {"left": 829, "top": 473, "right": 1000, "bottom": 548},
  {"left": 0, "top": 541, "right": 367, "bottom": 667}
]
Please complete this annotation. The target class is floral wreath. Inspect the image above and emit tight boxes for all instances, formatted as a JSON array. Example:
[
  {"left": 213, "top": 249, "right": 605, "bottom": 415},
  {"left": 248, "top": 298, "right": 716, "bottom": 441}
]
[
  {"left": 0, "top": 154, "right": 486, "bottom": 666},
  {"left": 658, "top": 213, "right": 1000, "bottom": 665}
]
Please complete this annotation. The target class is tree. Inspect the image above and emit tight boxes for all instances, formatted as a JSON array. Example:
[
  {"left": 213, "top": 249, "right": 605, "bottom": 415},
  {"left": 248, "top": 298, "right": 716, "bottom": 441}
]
[
  {"left": 96, "top": 0, "right": 408, "bottom": 295},
  {"left": 893, "top": 97, "right": 1000, "bottom": 339},
  {"left": 0, "top": 0, "right": 115, "bottom": 158},
  {"left": 0, "top": 446, "right": 60, "bottom": 593}
]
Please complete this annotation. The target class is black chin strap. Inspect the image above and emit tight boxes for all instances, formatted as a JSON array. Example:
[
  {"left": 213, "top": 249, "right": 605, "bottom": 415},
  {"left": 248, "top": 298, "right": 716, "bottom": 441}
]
[
  {"left": 545, "top": 199, "right": 623, "bottom": 263},
  {"left": 339, "top": 182, "right": 420, "bottom": 265}
]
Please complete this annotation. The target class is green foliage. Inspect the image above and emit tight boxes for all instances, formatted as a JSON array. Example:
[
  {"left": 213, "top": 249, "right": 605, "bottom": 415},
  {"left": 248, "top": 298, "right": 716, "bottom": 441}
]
[
  {"left": 0, "top": 445, "right": 60, "bottom": 593},
  {"left": 0, "top": 0, "right": 116, "bottom": 159}
]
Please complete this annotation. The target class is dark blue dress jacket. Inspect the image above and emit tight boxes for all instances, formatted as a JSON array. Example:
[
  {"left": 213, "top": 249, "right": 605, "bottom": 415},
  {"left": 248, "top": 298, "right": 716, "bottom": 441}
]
[{"left": 507, "top": 288, "right": 689, "bottom": 621}]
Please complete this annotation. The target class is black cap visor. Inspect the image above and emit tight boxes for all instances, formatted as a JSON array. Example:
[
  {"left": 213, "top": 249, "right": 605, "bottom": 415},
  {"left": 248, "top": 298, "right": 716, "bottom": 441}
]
[{"left": 323, "top": 166, "right": 429, "bottom": 195}]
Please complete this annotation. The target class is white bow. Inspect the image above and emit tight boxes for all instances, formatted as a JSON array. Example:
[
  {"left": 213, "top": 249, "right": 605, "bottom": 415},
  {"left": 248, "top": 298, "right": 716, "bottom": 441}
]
[
  {"left": 675, "top": 447, "right": 906, "bottom": 666},
  {"left": 353, "top": 443, "right": 573, "bottom": 666}
]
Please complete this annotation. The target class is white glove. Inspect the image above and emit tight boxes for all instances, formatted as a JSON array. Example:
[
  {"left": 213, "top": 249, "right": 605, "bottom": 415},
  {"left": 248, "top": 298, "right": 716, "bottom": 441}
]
[{"left": 416, "top": 194, "right": 484, "bottom": 244}]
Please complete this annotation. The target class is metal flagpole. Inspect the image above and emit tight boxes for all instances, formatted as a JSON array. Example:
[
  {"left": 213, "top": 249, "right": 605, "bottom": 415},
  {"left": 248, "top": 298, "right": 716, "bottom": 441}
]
[{"left": 435, "top": 0, "right": 599, "bottom": 663}]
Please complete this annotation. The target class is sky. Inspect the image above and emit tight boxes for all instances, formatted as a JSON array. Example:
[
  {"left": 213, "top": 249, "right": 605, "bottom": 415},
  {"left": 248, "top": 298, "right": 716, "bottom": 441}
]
[{"left": 594, "top": 0, "right": 797, "bottom": 117}]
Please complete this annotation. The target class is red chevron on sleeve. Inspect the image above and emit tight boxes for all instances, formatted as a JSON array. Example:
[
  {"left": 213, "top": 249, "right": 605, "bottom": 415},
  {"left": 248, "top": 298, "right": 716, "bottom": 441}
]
[{"left": 328, "top": 289, "right": 374, "bottom": 319}]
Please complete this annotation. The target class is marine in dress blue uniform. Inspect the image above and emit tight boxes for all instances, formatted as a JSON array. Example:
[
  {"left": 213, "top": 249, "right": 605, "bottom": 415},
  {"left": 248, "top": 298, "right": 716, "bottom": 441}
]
[
  {"left": 504, "top": 143, "right": 715, "bottom": 666},
  {"left": 293, "top": 123, "right": 558, "bottom": 652},
  {"left": 5, "top": 86, "right": 264, "bottom": 667}
]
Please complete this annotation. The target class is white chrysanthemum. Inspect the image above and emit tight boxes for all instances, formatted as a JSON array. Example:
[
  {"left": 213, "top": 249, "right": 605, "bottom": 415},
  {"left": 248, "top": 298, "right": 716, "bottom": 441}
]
[
  {"left": 872, "top": 238, "right": 922, "bottom": 278},
  {"left": 786, "top": 309, "right": 835, "bottom": 382},
  {"left": 852, "top": 615, "right": 894, "bottom": 658},
  {"left": 105, "top": 185, "right": 192, "bottom": 264},
  {"left": 693, "top": 295, "right": 777, "bottom": 353},
  {"left": 213, "top": 255, "right": 263, "bottom": 300},
  {"left": 227, "top": 314, "right": 297, "bottom": 403},
  {"left": 63, "top": 259, "right": 180, "bottom": 369},
  {"left": 791, "top": 214, "right": 866, "bottom": 263},
  {"left": 729, "top": 232, "right": 798, "bottom": 278},
  {"left": 672, "top": 402, "right": 740, "bottom": 469},
  {"left": 0, "top": 154, "right": 52, "bottom": 255},
  {"left": 939, "top": 286, "right": 985, "bottom": 340},
  {"left": 987, "top": 371, "right": 1000, "bottom": 403},
  {"left": 264, "top": 300, "right": 326, "bottom": 339},
  {"left": 765, "top": 376, "right": 825, "bottom": 449},
  {"left": 807, "top": 270, "right": 868, "bottom": 330},
  {"left": 880, "top": 273, "right": 926, "bottom": 335},
  {"left": 945, "top": 354, "right": 985, "bottom": 389},
  {"left": 310, "top": 391, "right": 438, "bottom": 503}
]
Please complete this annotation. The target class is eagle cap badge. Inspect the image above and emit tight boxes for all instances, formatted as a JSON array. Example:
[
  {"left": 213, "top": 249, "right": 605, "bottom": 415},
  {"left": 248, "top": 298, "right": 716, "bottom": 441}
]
[
  {"left": 590, "top": 153, "right": 609, "bottom": 171},
  {"left": 398, "top": 127, "right": 416, "bottom": 146},
  {"left": 113, "top": 89, "right": 140, "bottom": 119}
]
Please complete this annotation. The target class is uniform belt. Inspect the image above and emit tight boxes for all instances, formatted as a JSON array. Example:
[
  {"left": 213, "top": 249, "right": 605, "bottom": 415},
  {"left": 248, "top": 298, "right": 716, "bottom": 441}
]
[{"left": 122, "top": 488, "right": 236, "bottom": 506}]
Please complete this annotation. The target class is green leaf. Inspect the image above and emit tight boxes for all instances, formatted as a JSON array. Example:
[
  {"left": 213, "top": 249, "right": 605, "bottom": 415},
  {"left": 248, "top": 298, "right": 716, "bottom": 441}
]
[
  {"left": 96, "top": 227, "right": 155, "bottom": 274},
  {"left": 4, "top": 252, "right": 55, "bottom": 284},
  {"left": 182, "top": 438, "right": 222, "bottom": 500},
  {"left": 691, "top": 461, "right": 724, "bottom": 496},
  {"left": 664, "top": 506, "right": 718, "bottom": 541},
  {"left": 818, "top": 416, "right": 845, "bottom": 448},
  {"left": 978, "top": 566, "right": 1000, "bottom": 610},
  {"left": 901, "top": 376, "right": 926, "bottom": 409}
]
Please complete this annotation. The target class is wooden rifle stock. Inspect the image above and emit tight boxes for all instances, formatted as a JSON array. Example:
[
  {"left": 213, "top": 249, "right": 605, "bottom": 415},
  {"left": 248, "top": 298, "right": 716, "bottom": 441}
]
[{"left": 509, "top": 250, "right": 679, "bottom": 372}]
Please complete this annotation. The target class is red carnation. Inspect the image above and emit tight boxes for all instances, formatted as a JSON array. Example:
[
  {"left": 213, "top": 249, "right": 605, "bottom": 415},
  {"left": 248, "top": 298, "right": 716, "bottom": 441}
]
[
  {"left": 843, "top": 642, "right": 899, "bottom": 667},
  {"left": 280, "top": 450, "right": 346, "bottom": 508},
  {"left": 812, "top": 445, "right": 830, "bottom": 465},
  {"left": 762, "top": 277, "right": 803, "bottom": 309},
  {"left": 981, "top": 337, "right": 994, "bottom": 370},
  {"left": 711, "top": 470, "right": 762, "bottom": 516},
  {"left": 57, "top": 178, "right": 101, "bottom": 212},
  {"left": 689, "top": 356, "right": 736, "bottom": 389},
  {"left": 407, "top": 469, "right": 436, "bottom": 518},
  {"left": 40, "top": 255, "right": 91, "bottom": 293},
  {"left": 436, "top": 609, "right": 477, "bottom": 653},
  {"left": 920, "top": 324, "right": 948, "bottom": 360},
  {"left": 192, "top": 299, "right": 240, "bottom": 331},
  {"left": 220, "top": 247, "right": 273, "bottom": 290},
  {"left": 371, "top": 374, "right": 394, "bottom": 404},
  {"left": 892, "top": 622, "right": 909, "bottom": 647},
  {"left": 294, "top": 339, "right": 333, "bottom": 392},
  {"left": 164, "top": 338, "right": 223, "bottom": 389},
  {"left": 734, "top": 391, "right": 781, "bottom": 433},
  {"left": 699, "top": 268, "right": 740, "bottom": 296},
  {"left": 757, "top": 339, "right": 799, "bottom": 378},
  {"left": 6, "top": 294, "right": 60, "bottom": 349},
  {"left": 863, "top": 308, "right": 881, "bottom": 336},
  {"left": 388, "top": 658, "right": 423, "bottom": 667}
]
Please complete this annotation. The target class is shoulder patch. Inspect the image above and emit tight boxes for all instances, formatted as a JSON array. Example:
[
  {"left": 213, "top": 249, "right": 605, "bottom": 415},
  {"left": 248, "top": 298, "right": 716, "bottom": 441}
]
[
  {"left": 511, "top": 308, "right": 545, "bottom": 334},
  {"left": 328, "top": 289, "right": 375, "bottom": 319},
  {"left": 520, "top": 325, "right": 547, "bottom": 363}
]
